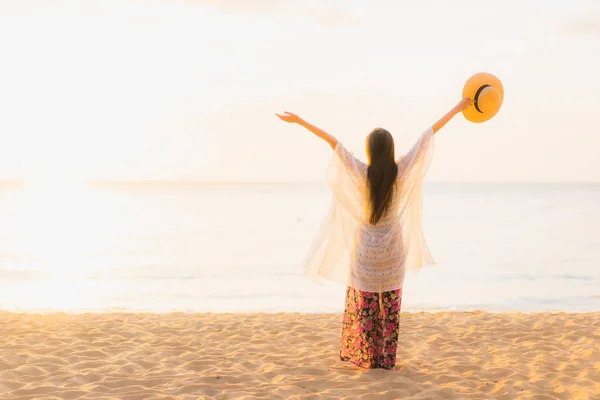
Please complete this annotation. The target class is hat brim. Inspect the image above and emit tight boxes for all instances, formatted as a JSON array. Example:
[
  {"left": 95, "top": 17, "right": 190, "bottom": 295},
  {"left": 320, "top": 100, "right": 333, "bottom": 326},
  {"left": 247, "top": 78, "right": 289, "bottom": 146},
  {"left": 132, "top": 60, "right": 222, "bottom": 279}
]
[{"left": 462, "top": 73, "right": 504, "bottom": 123}]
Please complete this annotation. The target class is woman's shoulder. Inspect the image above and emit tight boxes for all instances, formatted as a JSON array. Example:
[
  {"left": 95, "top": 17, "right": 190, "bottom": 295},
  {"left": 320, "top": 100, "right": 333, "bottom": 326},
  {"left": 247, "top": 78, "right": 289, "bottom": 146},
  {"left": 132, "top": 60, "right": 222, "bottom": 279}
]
[{"left": 339, "top": 143, "right": 368, "bottom": 172}]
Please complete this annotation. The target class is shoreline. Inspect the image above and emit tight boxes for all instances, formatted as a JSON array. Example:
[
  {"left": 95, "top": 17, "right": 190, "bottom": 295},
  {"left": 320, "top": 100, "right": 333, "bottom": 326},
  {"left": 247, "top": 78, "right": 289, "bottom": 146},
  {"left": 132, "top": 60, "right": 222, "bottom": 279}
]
[
  {"left": 1, "top": 311, "right": 598, "bottom": 399},
  {"left": 1, "top": 309, "right": 599, "bottom": 315}
]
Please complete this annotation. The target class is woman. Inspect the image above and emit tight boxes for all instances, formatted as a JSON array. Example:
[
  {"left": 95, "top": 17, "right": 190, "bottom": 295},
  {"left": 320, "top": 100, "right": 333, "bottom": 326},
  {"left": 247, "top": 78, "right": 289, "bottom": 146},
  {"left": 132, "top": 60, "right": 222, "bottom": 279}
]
[{"left": 276, "top": 97, "right": 472, "bottom": 370}]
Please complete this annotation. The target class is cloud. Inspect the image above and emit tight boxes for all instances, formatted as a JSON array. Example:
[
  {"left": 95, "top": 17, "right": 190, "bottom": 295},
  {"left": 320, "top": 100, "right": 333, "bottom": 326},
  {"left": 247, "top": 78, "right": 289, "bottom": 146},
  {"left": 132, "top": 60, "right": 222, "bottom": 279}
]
[
  {"left": 181, "top": 0, "right": 282, "bottom": 15},
  {"left": 302, "top": 7, "right": 362, "bottom": 28},
  {"left": 565, "top": 13, "right": 600, "bottom": 37},
  {"left": 176, "top": 0, "right": 362, "bottom": 28}
]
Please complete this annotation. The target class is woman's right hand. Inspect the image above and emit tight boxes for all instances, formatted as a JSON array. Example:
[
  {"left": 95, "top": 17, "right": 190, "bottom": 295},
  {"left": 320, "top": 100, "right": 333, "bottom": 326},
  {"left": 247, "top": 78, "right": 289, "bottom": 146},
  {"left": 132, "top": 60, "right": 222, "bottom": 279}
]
[
  {"left": 432, "top": 98, "right": 473, "bottom": 134},
  {"left": 452, "top": 98, "right": 473, "bottom": 114},
  {"left": 276, "top": 111, "right": 303, "bottom": 124}
]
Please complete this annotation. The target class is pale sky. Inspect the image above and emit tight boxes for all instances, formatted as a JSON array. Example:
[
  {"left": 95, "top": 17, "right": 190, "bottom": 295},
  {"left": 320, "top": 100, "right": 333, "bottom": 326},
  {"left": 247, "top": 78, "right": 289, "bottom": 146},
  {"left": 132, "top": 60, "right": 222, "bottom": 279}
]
[{"left": 0, "top": 0, "right": 599, "bottom": 183}]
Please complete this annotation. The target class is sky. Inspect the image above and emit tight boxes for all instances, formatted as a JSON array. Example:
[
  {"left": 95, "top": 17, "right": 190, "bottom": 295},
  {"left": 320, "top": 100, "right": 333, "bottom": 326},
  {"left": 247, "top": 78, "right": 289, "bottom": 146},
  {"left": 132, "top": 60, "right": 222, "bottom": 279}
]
[{"left": 0, "top": 0, "right": 599, "bottom": 183}]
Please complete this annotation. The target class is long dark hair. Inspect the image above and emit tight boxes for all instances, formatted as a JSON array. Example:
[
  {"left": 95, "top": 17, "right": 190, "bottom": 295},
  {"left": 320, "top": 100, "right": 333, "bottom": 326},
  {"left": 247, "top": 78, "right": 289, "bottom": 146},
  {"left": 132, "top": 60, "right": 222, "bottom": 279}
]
[{"left": 366, "top": 128, "right": 397, "bottom": 225}]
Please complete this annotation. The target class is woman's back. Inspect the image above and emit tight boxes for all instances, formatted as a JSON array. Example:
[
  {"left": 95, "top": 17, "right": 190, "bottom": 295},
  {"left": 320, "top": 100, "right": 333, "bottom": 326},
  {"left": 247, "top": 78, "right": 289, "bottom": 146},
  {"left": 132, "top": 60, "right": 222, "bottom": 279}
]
[
  {"left": 357, "top": 169, "right": 402, "bottom": 228},
  {"left": 303, "top": 126, "right": 435, "bottom": 294}
]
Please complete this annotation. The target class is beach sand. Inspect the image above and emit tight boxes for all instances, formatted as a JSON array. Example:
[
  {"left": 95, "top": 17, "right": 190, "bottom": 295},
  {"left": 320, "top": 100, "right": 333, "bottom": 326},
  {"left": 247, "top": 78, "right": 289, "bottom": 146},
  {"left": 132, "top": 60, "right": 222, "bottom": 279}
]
[{"left": 0, "top": 311, "right": 598, "bottom": 400}]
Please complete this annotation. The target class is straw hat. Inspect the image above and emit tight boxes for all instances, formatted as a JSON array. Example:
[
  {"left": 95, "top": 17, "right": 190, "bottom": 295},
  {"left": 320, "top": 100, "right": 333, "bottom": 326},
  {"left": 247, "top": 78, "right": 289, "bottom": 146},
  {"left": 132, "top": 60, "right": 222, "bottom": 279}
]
[{"left": 462, "top": 72, "right": 504, "bottom": 123}]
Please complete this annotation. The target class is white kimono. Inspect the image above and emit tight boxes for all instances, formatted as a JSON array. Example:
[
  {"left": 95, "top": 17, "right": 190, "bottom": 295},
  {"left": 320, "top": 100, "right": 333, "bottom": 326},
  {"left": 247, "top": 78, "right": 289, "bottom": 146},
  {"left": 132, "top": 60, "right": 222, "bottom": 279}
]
[{"left": 303, "top": 127, "right": 435, "bottom": 293}]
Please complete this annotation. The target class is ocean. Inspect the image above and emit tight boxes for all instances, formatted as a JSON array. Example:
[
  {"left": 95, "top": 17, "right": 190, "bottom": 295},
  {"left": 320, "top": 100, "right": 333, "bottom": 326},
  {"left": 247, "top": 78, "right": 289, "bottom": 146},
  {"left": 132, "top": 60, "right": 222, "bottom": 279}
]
[{"left": 0, "top": 182, "right": 598, "bottom": 313}]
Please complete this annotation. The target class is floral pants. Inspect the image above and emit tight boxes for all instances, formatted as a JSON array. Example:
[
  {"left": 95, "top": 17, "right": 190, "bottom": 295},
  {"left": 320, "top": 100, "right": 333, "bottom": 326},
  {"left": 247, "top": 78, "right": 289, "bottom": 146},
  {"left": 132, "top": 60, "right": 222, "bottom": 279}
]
[{"left": 339, "top": 287, "right": 402, "bottom": 369}]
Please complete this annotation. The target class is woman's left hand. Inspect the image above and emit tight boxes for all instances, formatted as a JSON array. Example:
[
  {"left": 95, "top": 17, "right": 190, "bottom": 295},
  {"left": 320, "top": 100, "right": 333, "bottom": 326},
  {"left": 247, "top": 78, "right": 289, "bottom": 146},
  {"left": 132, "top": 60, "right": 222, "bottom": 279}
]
[{"left": 276, "top": 111, "right": 303, "bottom": 124}]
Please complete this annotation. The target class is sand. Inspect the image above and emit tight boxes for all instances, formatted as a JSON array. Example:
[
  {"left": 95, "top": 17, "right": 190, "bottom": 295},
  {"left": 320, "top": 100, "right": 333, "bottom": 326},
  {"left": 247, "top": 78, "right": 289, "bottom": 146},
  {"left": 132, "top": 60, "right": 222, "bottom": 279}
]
[{"left": 0, "top": 311, "right": 598, "bottom": 400}]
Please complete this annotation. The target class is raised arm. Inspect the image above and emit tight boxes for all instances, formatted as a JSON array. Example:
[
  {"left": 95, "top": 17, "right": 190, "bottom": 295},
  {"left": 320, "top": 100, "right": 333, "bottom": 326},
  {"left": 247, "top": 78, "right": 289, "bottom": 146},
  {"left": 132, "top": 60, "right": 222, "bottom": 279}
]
[
  {"left": 432, "top": 98, "right": 472, "bottom": 134},
  {"left": 276, "top": 111, "right": 338, "bottom": 150}
]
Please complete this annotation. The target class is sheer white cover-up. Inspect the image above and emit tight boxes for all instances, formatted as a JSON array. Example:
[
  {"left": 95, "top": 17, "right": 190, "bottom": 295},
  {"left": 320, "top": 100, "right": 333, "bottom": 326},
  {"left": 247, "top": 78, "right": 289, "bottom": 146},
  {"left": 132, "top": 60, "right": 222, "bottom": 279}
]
[{"left": 303, "top": 127, "right": 435, "bottom": 293}]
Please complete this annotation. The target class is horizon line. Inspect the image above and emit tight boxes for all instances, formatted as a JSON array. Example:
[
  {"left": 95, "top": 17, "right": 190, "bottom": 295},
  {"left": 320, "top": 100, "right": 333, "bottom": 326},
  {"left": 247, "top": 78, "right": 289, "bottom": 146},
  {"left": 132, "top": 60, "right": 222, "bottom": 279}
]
[{"left": 1, "top": 180, "right": 599, "bottom": 186}]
